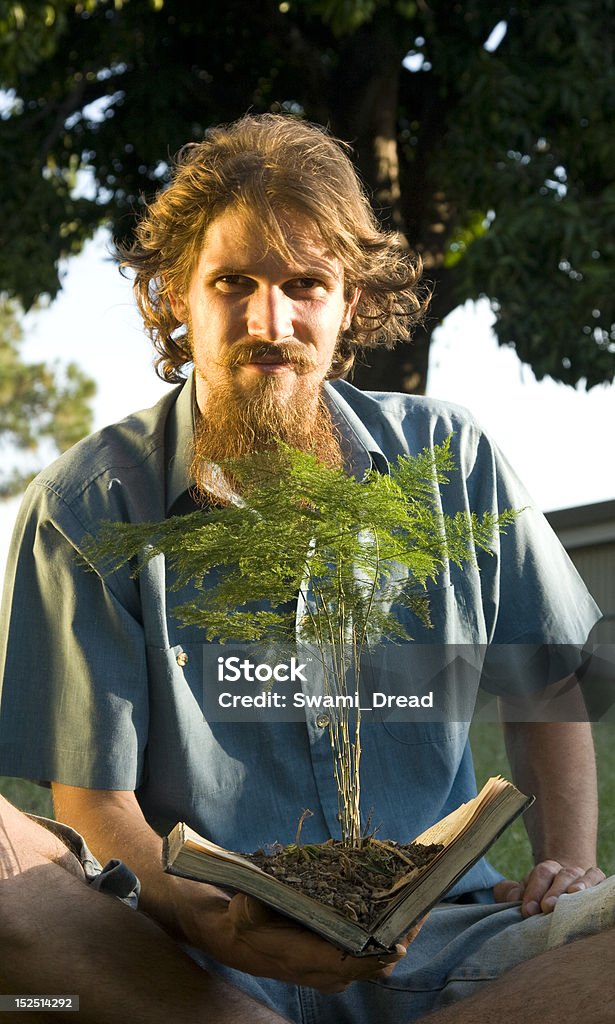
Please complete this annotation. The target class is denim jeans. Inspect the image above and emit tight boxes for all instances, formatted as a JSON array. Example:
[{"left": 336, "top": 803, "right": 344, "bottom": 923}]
[{"left": 185, "top": 878, "right": 615, "bottom": 1023}]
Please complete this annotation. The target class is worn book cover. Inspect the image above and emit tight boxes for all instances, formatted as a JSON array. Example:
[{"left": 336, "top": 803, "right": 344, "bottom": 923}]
[{"left": 163, "top": 776, "right": 533, "bottom": 956}]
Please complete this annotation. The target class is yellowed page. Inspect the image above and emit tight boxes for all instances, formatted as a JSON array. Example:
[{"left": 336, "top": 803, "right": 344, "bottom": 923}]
[
  {"left": 183, "top": 825, "right": 266, "bottom": 872},
  {"left": 413, "top": 776, "right": 507, "bottom": 848}
]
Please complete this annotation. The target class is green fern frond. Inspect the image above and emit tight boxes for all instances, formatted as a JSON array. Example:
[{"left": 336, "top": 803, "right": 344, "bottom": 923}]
[{"left": 84, "top": 437, "right": 521, "bottom": 847}]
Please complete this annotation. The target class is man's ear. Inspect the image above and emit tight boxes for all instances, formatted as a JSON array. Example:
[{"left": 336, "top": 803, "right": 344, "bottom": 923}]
[
  {"left": 167, "top": 285, "right": 188, "bottom": 323},
  {"left": 342, "top": 287, "right": 361, "bottom": 331}
]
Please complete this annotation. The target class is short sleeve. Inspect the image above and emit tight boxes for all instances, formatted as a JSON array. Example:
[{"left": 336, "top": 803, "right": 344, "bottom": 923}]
[
  {"left": 468, "top": 437, "right": 602, "bottom": 694},
  {"left": 0, "top": 480, "right": 149, "bottom": 789}
]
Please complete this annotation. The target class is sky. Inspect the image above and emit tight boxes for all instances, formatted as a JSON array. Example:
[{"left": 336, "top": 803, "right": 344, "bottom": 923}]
[{"left": 1, "top": 228, "right": 614, "bottom": 582}]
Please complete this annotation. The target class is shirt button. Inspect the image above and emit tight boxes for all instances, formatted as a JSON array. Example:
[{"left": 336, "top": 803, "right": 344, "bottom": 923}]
[
  {"left": 176, "top": 651, "right": 189, "bottom": 667},
  {"left": 315, "top": 713, "right": 330, "bottom": 728}
]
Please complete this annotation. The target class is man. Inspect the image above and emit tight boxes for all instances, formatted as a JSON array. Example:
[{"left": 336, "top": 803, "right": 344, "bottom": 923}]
[
  {"left": 0, "top": 114, "right": 612, "bottom": 1022},
  {"left": 0, "top": 793, "right": 290, "bottom": 1023}
]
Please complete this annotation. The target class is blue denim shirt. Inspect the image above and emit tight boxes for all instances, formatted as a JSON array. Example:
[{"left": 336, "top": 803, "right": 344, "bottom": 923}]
[{"left": 0, "top": 376, "right": 600, "bottom": 897}]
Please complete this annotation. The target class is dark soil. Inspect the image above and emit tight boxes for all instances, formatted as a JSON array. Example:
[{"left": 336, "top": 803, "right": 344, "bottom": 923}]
[{"left": 245, "top": 837, "right": 443, "bottom": 927}]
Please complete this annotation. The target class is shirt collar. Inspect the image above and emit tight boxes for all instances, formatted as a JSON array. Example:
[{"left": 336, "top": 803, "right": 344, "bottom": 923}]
[
  {"left": 165, "top": 373, "right": 197, "bottom": 514},
  {"left": 323, "top": 381, "right": 389, "bottom": 478},
  {"left": 164, "top": 373, "right": 389, "bottom": 513}
]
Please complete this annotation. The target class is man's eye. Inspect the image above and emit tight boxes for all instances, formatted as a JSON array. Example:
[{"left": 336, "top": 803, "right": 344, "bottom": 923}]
[
  {"left": 215, "top": 275, "right": 250, "bottom": 291},
  {"left": 288, "top": 278, "right": 324, "bottom": 292}
]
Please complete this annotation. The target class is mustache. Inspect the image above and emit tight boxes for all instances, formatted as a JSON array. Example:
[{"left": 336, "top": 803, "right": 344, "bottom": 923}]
[{"left": 222, "top": 341, "right": 317, "bottom": 373}]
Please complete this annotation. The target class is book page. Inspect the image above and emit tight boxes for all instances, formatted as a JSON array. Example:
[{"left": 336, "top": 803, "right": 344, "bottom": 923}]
[
  {"left": 412, "top": 776, "right": 507, "bottom": 848},
  {"left": 181, "top": 825, "right": 267, "bottom": 873}
]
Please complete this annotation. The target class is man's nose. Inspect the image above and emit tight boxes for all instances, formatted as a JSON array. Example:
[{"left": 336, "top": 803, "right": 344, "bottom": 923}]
[{"left": 246, "top": 287, "right": 293, "bottom": 341}]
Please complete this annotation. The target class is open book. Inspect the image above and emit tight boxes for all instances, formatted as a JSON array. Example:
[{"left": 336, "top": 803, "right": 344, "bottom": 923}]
[{"left": 163, "top": 776, "right": 533, "bottom": 956}]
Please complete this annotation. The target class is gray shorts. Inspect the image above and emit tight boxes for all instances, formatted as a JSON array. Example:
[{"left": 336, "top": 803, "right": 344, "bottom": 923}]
[{"left": 31, "top": 814, "right": 140, "bottom": 908}]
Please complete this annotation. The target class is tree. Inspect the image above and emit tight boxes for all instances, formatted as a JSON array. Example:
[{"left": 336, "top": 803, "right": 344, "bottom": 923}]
[
  {"left": 1, "top": 0, "right": 614, "bottom": 393},
  {"left": 0, "top": 297, "right": 95, "bottom": 496}
]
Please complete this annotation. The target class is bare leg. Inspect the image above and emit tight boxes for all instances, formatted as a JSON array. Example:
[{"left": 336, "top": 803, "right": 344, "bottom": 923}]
[
  {"left": 419, "top": 927, "right": 615, "bottom": 1024},
  {"left": 0, "top": 795, "right": 289, "bottom": 1024}
]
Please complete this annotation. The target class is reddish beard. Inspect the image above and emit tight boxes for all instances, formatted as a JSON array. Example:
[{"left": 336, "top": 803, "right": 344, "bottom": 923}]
[
  {"left": 224, "top": 338, "right": 317, "bottom": 374},
  {"left": 191, "top": 356, "right": 343, "bottom": 502}
]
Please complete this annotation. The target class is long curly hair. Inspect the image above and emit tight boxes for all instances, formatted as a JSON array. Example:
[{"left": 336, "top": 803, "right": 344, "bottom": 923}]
[{"left": 117, "top": 114, "right": 429, "bottom": 383}]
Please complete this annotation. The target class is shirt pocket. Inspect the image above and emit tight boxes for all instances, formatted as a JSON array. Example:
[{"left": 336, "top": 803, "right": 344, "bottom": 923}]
[{"left": 365, "top": 582, "right": 481, "bottom": 744}]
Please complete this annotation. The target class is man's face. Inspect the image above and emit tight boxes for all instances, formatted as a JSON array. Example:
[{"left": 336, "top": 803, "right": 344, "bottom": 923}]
[{"left": 170, "top": 206, "right": 360, "bottom": 415}]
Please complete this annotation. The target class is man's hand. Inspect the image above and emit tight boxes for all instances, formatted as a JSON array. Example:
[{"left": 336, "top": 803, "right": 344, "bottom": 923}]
[
  {"left": 493, "top": 861, "right": 606, "bottom": 917},
  {"left": 52, "top": 784, "right": 427, "bottom": 993},
  {"left": 219, "top": 893, "right": 413, "bottom": 992},
  {"left": 499, "top": 701, "right": 603, "bottom": 920}
]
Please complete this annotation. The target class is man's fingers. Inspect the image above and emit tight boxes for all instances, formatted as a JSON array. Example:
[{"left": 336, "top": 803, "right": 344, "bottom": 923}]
[
  {"left": 541, "top": 865, "right": 606, "bottom": 911},
  {"left": 566, "top": 867, "right": 606, "bottom": 893},
  {"left": 519, "top": 861, "right": 579, "bottom": 915},
  {"left": 365, "top": 944, "right": 407, "bottom": 980},
  {"left": 493, "top": 865, "right": 606, "bottom": 918},
  {"left": 230, "top": 893, "right": 279, "bottom": 928},
  {"left": 404, "top": 914, "right": 428, "bottom": 946},
  {"left": 227, "top": 892, "right": 405, "bottom": 990},
  {"left": 515, "top": 862, "right": 606, "bottom": 917},
  {"left": 493, "top": 879, "right": 524, "bottom": 903},
  {"left": 360, "top": 914, "right": 426, "bottom": 980}
]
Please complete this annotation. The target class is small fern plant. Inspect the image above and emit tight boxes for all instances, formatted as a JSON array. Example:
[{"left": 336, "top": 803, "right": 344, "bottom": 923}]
[{"left": 85, "top": 437, "right": 519, "bottom": 848}]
